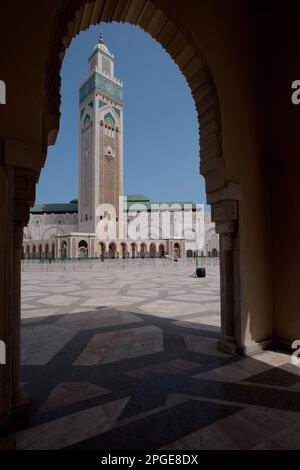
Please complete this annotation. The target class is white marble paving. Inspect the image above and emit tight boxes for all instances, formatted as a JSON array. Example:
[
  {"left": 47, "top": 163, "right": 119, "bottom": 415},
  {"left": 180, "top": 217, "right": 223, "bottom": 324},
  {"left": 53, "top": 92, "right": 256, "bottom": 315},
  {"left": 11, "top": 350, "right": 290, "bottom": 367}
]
[
  {"left": 38, "top": 294, "right": 80, "bottom": 306},
  {"left": 193, "top": 351, "right": 290, "bottom": 383},
  {"left": 82, "top": 295, "right": 145, "bottom": 307},
  {"left": 161, "top": 404, "right": 300, "bottom": 450},
  {"left": 18, "top": 263, "right": 300, "bottom": 450},
  {"left": 139, "top": 299, "right": 210, "bottom": 316}
]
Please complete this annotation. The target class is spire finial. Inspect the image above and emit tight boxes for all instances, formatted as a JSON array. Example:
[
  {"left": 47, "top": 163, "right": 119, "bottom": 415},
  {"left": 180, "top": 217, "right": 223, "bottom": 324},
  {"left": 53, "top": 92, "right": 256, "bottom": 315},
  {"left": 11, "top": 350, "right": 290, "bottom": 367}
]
[{"left": 99, "top": 32, "right": 105, "bottom": 45}]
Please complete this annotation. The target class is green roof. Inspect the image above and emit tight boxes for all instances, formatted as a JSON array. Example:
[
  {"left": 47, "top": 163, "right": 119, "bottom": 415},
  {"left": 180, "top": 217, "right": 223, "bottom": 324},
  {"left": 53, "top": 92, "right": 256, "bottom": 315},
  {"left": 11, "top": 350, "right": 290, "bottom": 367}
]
[
  {"left": 30, "top": 195, "right": 196, "bottom": 214},
  {"left": 30, "top": 201, "right": 78, "bottom": 214},
  {"left": 125, "top": 196, "right": 197, "bottom": 210},
  {"left": 126, "top": 195, "right": 150, "bottom": 202}
]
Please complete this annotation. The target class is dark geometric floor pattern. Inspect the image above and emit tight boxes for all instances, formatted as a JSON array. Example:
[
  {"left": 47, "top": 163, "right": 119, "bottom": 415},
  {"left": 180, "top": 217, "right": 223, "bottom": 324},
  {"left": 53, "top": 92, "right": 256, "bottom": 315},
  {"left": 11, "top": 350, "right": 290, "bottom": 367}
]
[{"left": 6, "top": 261, "right": 300, "bottom": 449}]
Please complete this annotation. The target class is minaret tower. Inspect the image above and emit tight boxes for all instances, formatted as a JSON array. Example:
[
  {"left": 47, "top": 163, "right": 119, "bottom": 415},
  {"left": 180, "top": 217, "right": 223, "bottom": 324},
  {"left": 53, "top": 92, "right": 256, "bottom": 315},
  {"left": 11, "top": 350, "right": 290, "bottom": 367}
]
[{"left": 78, "top": 32, "right": 123, "bottom": 234}]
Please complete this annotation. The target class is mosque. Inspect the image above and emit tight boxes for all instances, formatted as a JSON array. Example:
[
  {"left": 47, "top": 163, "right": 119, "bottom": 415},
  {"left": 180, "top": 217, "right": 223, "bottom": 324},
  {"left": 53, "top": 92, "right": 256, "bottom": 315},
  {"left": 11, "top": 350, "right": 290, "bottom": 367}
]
[{"left": 22, "top": 33, "right": 219, "bottom": 260}]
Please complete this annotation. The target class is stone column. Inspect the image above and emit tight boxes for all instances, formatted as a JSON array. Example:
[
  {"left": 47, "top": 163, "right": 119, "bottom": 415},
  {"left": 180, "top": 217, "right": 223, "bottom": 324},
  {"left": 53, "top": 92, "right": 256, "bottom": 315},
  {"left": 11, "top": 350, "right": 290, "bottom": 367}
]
[
  {"left": 0, "top": 133, "right": 54, "bottom": 432},
  {"left": 0, "top": 162, "right": 35, "bottom": 428},
  {"left": 11, "top": 189, "right": 34, "bottom": 420},
  {"left": 218, "top": 230, "right": 236, "bottom": 352},
  {"left": 91, "top": 238, "right": 95, "bottom": 257},
  {"left": 56, "top": 237, "right": 60, "bottom": 258},
  {"left": 0, "top": 164, "right": 14, "bottom": 427},
  {"left": 11, "top": 219, "right": 30, "bottom": 418},
  {"left": 212, "top": 199, "right": 240, "bottom": 353}
]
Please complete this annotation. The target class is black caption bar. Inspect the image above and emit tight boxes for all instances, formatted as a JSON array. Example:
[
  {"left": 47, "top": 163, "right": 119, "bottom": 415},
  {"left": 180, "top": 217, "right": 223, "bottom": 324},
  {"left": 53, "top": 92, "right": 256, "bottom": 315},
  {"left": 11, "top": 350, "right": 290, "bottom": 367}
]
[{"left": 0, "top": 450, "right": 296, "bottom": 466}]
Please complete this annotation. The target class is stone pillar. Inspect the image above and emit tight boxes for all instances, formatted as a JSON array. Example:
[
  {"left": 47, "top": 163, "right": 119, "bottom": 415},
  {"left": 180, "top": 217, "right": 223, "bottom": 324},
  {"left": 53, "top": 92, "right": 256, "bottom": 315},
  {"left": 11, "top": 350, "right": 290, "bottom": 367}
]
[
  {"left": 212, "top": 199, "right": 240, "bottom": 353},
  {"left": 72, "top": 238, "right": 76, "bottom": 258},
  {"left": 0, "top": 161, "right": 36, "bottom": 430},
  {"left": 0, "top": 133, "right": 54, "bottom": 432},
  {"left": 91, "top": 238, "right": 95, "bottom": 257},
  {"left": 11, "top": 220, "right": 30, "bottom": 418},
  {"left": 0, "top": 164, "right": 14, "bottom": 427},
  {"left": 56, "top": 237, "right": 60, "bottom": 258},
  {"left": 11, "top": 178, "right": 35, "bottom": 420},
  {"left": 218, "top": 230, "right": 236, "bottom": 352}
]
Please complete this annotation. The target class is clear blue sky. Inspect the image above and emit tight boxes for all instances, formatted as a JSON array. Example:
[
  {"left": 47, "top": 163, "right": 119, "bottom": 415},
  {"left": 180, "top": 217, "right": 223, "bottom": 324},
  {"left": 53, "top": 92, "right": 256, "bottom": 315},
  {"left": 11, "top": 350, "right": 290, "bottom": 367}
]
[{"left": 36, "top": 23, "right": 206, "bottom": 204}]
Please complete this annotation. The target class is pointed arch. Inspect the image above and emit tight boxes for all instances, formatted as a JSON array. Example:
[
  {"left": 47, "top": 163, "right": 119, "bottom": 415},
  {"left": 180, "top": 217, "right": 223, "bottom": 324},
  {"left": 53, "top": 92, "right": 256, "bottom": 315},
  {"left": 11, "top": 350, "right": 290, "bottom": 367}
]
[{"left": 43, "top": 0, "right": 224, "bottom": 193}]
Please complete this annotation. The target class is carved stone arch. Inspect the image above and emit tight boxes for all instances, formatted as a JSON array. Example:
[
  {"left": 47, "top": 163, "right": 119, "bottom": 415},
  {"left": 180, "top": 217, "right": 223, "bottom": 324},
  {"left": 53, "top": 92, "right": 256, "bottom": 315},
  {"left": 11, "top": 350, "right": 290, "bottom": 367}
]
[
  {"left": 149, "top": 242, "right": 157, "bottom": 258},
  {"left": 158, "top": 243, "right": 165, "bottom": 258},
  {"left": 42, "top": 0, "right": 225, "bottom": 191},
  {"left": 41, "top": 225, "right": 66, "bottom": 240},
  {"left": 108, "top": 241, "right": 117, "bottom": 259},
  {"left": 173, "top": 241, "right": 181, "bottom": 258},
  {"left": 41, "top": 0, "right": 243, "bottom": 352},
  {"left": 139, "top": 242, "right": 147, "bottom": 258},
  {"left": 130, "top": 242, "right": 137, "bottom": 258},
  {"left": 120, "top": 241, "right": 128, "bottom": 258}
]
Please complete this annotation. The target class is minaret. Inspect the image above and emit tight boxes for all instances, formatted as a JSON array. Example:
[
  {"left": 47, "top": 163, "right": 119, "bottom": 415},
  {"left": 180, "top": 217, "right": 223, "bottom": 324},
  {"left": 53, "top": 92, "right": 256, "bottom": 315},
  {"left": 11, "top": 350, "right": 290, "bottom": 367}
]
[{"left": 78, "top": 32, "right": 123, "bottom": 234}]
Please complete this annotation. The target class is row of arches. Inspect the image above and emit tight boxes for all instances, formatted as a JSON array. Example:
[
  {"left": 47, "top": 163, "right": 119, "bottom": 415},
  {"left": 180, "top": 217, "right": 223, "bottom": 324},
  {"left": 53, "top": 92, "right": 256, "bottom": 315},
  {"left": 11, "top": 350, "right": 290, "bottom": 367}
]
[
  {"left": 22, "top": 241, "right": 220, "bottom": 260},
  {"left": 22, "top": 243, "right": 56, "bottom": 259},
  {"left": 186, "top": 248, "right": 219, "bottom": 258},
  {"left": 76, "top": 240, "right": 181, "bottom": 259},
  {"left": 22, "top": 240, "right": 183, "bottom": 259},
  {"left": 22, "top": 241, "right": 221, "bottom": 259}
]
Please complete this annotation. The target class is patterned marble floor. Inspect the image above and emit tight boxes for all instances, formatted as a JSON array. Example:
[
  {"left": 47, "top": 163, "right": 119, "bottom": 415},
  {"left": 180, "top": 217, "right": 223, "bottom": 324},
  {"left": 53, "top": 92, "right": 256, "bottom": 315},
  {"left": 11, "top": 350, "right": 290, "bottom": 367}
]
[{"left": 9, "top": 260, "right": 300, "bottom": 449}]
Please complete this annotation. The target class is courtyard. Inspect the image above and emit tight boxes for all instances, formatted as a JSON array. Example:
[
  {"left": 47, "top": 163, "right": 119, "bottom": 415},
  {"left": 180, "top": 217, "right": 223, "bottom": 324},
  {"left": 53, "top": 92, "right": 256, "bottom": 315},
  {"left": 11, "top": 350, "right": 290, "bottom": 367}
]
[{"left": 13, "top": 260, "right": 300, "bottom": 450}]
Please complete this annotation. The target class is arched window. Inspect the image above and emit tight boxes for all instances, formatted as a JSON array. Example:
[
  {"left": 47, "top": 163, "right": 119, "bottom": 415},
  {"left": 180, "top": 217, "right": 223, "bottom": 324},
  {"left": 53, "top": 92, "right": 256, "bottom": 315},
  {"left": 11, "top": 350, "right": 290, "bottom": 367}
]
[
  {"left": 159, "top": 244, "right": 165, "bottom": 258},
  {"left": 131, "top": 243, "right": 137, "bottom": 258},
  {"left": 108, "top": 242, "right": 117, "bottom": 259},
  {"left": 104, "top": 118, "right": 114, "bottom": 137},
  {"left": 173, "top": 242, "right": 181, "bottom": 259},
  {"left": 78, "top": 240, "right": 88, "bottom": 258},
  {"left": 140, "top": 243, "right": 147, "bottom": 259},
  {"left": 212, "top": 248, "right": 218, "bottom": 257},
  {"left": 149, "top": 243, "right": 157, "bottom": 258},
  {"left": 121, "top": 242, "right": 128, "bottom": 259}
]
